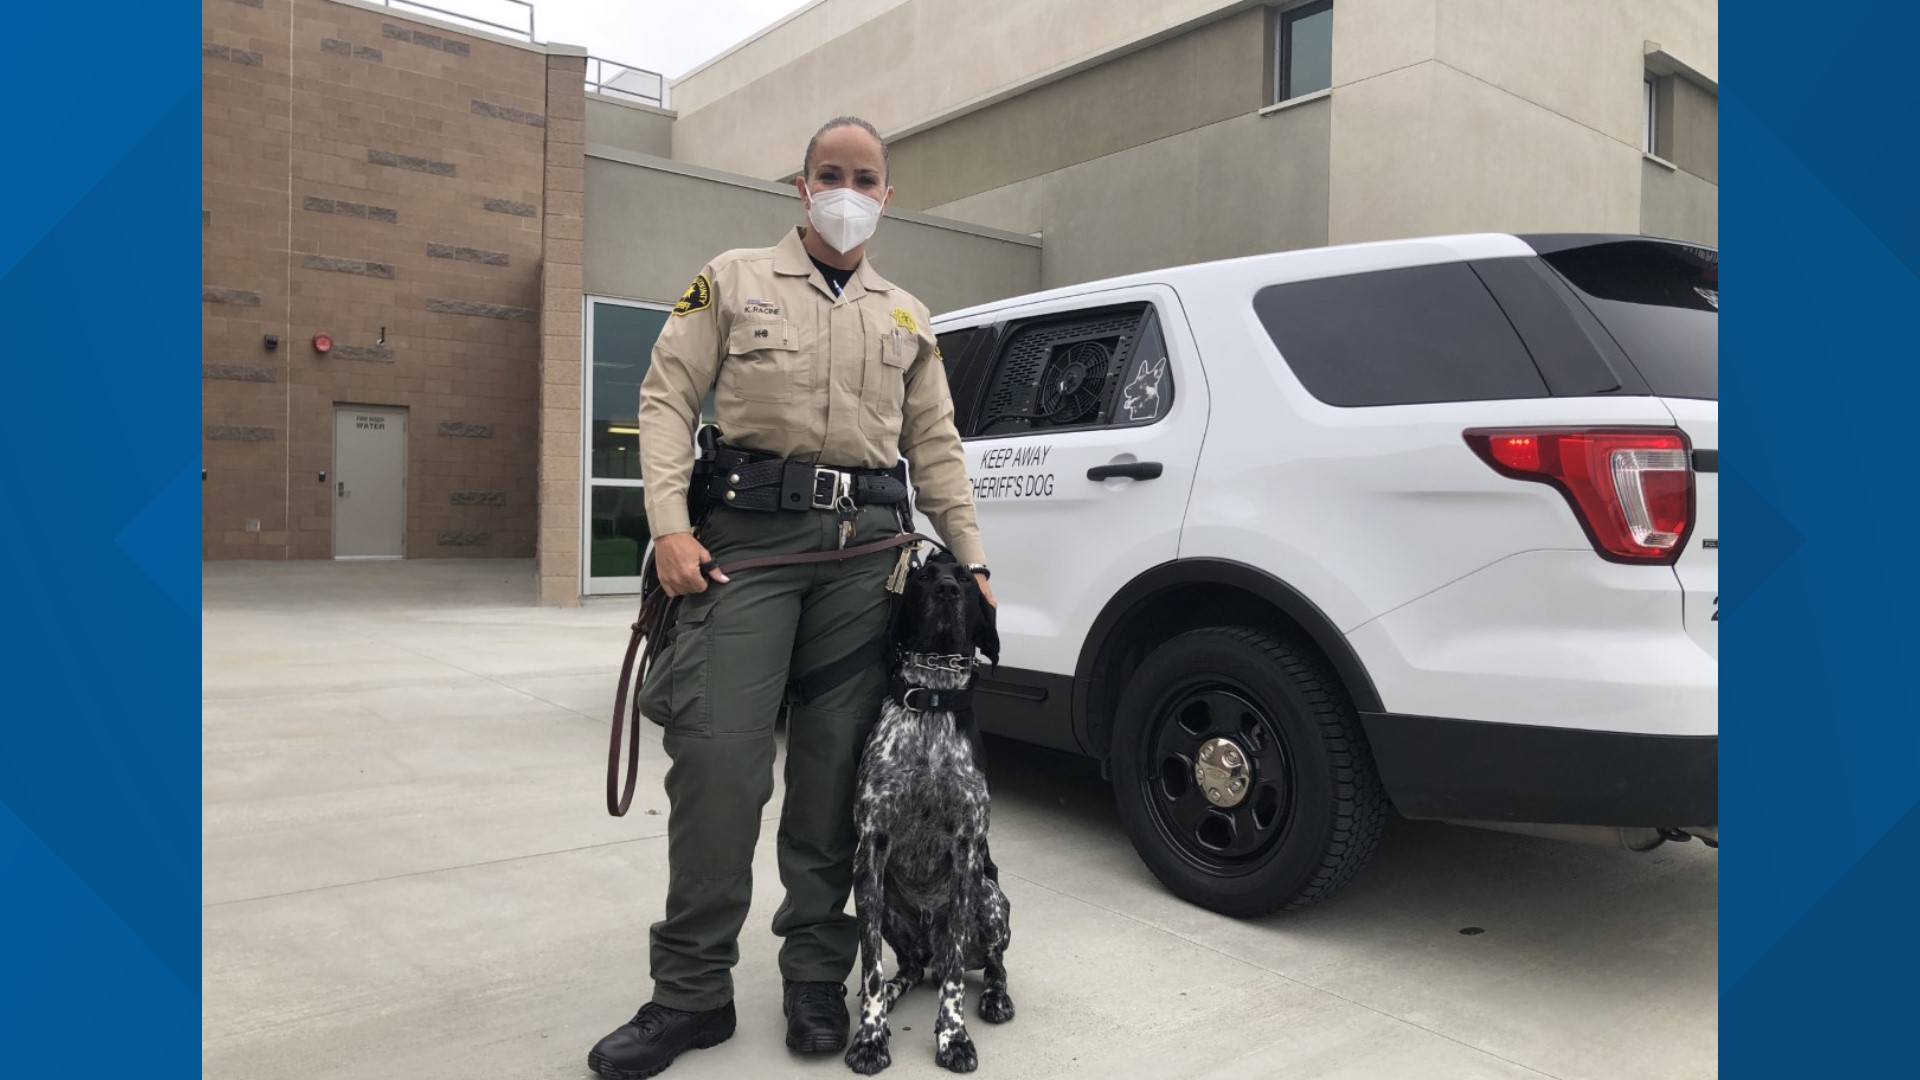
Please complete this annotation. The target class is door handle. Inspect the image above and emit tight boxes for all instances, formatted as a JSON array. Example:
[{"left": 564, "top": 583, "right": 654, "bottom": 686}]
[
  {"left": 337, "top": 481, "right": 347, "bottom": 497},
  {"left": 1087, "top": 461, "right": 1163, "bottom": 482}
]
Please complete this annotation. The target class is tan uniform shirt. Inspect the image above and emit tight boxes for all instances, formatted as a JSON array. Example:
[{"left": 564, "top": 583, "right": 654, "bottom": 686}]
[{"left": 638, "top": 226, "right": 986, "bottom": 566}]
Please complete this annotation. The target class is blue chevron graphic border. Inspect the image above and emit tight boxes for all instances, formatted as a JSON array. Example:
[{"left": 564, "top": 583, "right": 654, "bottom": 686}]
[
  {"left": 0, "top": 3, "right": 198, "bottom": 1076},
  {"left": 0, "top": 1, "right": 1911, "bottom": 1075},
  {"left": 1723, "top": 1, "right": 1920, "bottom": 1074}
]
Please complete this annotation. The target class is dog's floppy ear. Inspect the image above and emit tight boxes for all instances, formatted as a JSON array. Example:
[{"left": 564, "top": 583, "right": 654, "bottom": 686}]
[{"left": 970, "top": 580, "right": 1000, "bottom": 669}]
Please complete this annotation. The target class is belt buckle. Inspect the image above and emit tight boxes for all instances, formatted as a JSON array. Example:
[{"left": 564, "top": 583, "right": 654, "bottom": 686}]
[{"left": 811, "top": 467, "right": 851, "bottom": 511}]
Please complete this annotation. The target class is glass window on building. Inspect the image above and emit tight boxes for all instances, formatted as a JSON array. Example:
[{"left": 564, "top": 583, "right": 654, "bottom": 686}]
[
  {"left": 585, "top": 298, "right": 664, "bottom": 592},
  {"left": 1274, "top": 1, "right": 1333, "bottom": 104},
  {"left": 1644, "top": 74, "right": 1658, "bottom": 153},
  {"left": 583, "top": 296, "right": 717, "bottom": 594}
]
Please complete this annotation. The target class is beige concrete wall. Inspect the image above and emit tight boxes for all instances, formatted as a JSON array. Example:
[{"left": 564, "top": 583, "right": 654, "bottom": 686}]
[
  {"left": 887, "top": 8, "right": 1266, "bottom": 212},
  {"left": 668, "top": 0, "right": 1249, "bottom": 179},
  {"left": 1433, "top": 0, "right": 1713, "bottom": 151},
  {"left": 1333, "top": 0, "right": 1439, "bottom": 84},
  {"left": 584, "top": 95, "right": 674, "bottom": 158},
  {"left": 669, "top": 0, "right": 1717, "bottom": 256},
  {"left": 668, "top": 0, "right": 913, "bottom": 116},
  {"left": 928, "top": 99, "right": 1332, "bottom": 289},
  {"left": 1329, "top": 60, "right": 1642, "bottom": 244},
  {"left": 1665, "top": 76, "right": 1718, "bottom": 183},
  {"left": 1640, "top": 0, "right": 1719, "bottom": 84},
  {"left": 1328, "top": 0, "right": 1715, "bottom": 246},
  {"left": 1640, "top": 157, "right": 1717, "bottom": 246},
  {"left": 583, "top": 149, "right": 1040, "bottom": 316}
]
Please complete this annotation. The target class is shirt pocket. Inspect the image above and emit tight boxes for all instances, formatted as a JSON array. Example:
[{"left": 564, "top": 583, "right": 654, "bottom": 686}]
[
  {"left": 723, "top": 317, "right": 799, "bottom": 404},
  {"left": 861, "top": 308, "right": 913, "bottom": 440}
]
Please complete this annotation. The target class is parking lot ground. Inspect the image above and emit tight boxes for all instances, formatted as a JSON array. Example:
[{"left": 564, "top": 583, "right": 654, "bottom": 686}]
[{"left": 204, "top": 559, "right": 1717, "bottom": 1080}]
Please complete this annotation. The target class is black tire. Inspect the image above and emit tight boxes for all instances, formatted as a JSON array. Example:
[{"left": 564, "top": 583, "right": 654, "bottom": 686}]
[{"left": 1110, "top": 626, "right": 1386, "bottom": 917}]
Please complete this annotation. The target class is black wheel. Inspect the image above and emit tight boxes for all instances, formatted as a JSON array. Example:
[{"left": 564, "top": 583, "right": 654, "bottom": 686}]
[{"left": 1110, "top": 626, "right": 1386, "bottom": 916}]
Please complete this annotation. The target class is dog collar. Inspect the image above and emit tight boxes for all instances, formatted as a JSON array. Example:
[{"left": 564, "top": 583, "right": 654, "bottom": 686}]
[
  {"left": 904, "top": 652, "right": 976, "bottom": 673},
  {"left": 890, "top": 676, "right": 974, "bottom": 714}
]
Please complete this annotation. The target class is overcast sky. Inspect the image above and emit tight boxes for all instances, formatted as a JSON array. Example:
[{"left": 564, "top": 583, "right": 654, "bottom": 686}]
[{"left": 522, "top": 0, "right": 816, "bottom": 80}]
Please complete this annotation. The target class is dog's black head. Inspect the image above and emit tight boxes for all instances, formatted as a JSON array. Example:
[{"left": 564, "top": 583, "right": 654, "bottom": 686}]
[{"left": 892, "top": 551, "right": 999, "bottom": 667}]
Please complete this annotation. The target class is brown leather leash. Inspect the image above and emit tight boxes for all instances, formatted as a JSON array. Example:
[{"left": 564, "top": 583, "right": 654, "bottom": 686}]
[{"left": 606, "top": 531, "right": 939, "bottom": 816}]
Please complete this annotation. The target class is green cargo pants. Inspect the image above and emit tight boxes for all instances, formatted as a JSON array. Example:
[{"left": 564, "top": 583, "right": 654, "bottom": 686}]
[{"left": 638, "top": 502, "right": 903, "bottom": 1011}]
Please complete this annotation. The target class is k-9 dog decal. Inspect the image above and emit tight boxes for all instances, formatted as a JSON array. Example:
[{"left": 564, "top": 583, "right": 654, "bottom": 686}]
[{"left": 1121, "top": 355, "right": 1168, "bottom": 422}]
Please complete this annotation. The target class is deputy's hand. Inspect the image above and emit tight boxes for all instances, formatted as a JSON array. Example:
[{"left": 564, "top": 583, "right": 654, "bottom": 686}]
[
  {"left": 656, "top": 532, "right": 728, "bottom": 596},
  {"left": 975, "top": 572, "right": 997, "bottom": 609}
]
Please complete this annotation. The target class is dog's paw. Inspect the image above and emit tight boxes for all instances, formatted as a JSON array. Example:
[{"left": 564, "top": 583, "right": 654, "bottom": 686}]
[
  {"left": 935, "top": 1031, "right": 978, "bottom": 1074},
  {"left": 845, "top": 1032, "right": 892, "bottom": 1075},
  {"left": 978, "top": 989, "right": 1015, "bottom": 1024}
]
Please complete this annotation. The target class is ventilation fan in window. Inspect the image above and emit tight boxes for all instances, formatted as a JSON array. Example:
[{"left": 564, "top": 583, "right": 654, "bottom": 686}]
[{"left": 1036, "top": 341, "right": 1111, "bottom": 424}]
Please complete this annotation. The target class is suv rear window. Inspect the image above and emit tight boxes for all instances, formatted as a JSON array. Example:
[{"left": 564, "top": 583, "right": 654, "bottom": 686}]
[
  {"left": 1253, "top": 263, "right": 1549, "bottom": 407},
  {"left": 1540, "top": 241, "right": 1717, "bottom": 400}
]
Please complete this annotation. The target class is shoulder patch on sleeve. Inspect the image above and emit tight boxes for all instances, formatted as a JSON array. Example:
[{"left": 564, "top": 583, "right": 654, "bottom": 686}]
[{"left": 673, "top": 273, "right": 713, "bottom": 317}]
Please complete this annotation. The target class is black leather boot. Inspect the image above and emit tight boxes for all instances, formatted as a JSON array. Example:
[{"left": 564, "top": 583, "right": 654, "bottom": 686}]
[
  {"left": 588, "top": 1000, "right": 736, "bottom": 1079},
  {"left": 783, "top": 979, "right": 850, "bottom": 1053}
]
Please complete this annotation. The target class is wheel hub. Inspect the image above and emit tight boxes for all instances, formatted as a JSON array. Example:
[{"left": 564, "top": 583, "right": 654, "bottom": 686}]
[{"left": 1194, "top": 737, "right": 1252, "bottom": 807}]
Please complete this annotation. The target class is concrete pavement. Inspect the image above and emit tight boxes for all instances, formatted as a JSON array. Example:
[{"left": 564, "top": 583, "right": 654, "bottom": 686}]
[{"left": 203, "top": 559, "right": 1717, "bottom": 1080}]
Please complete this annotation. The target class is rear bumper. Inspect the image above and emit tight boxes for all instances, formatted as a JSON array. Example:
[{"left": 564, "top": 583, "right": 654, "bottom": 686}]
[{"left": 1361, "top": 712, "right": 1717, "bottom": 826}]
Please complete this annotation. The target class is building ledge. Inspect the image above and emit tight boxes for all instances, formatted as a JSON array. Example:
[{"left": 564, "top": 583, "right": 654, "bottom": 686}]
[
  {"left": 583, "top": 144, "right": 1045, "bottom": 247},
  {"left": 324, "top": 0, "right": 587, "bottom": 57},
  {"left": 1644, "top": 152, "right": 1679, "bottom": 172},
  {"left": 1259, "top": 88, "right": 1332, "bottom": 117},
  {"left": 586, "top": 92, "right": 676, "bottom": 119},
  {"left": 1644, "top": 42, "right": 1717, "bottom": 91}
]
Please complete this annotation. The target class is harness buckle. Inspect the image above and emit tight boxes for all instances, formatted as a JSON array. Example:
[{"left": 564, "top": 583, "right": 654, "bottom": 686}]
[{"left": 811, "top": 467, "right": 852, "bottom": 511}]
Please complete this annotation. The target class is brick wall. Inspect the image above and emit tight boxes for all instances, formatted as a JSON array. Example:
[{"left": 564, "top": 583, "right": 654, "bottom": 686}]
[{"left": 202, "top": 0, "right": 565, "bottom": 562}]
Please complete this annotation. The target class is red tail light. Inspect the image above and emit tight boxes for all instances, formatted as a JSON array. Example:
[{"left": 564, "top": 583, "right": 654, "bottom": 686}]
[{"left": 1465, "top": 428, "right": 1694, "bottom": 563}]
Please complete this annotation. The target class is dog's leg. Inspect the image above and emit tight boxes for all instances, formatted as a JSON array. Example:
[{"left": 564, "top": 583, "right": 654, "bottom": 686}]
[
  {"left": 845, "top": 834, "right": 893, "bottom": 1075},
  {"left": 978, "top": 878, "right": 1014, "bottom": 1024},
  {"left": 882, "top": 945, "right": 922, "bottom": 1011},
  {"left": 933, "top": 842, "right": 981, "bottom": 1073}
]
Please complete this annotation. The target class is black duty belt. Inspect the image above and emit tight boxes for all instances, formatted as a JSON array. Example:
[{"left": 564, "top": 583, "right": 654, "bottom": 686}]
[{"left": 710, "top": 445, "right": 909, "bottom": 512}]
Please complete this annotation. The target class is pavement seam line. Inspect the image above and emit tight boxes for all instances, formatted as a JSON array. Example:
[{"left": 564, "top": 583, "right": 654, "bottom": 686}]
[
  {"left": 1000, "top": 868, "right": 1566, "bottom": 1080},
  {"left": 332, "top": 623, "right": 644, "bottom": 730},
  {"left": 208, "top": 815, "right": 751, "bottom": 909},
  {"left": 204, "top": 806, "right": 801, "bottom": 908}
]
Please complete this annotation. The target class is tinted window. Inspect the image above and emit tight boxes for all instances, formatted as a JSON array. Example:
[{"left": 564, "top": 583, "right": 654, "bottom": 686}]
[
  {"left": 588, "top": 300, "right": 666, "bottom": 480},
  {"left": 1277, "top": 0, "right": 1334, "bottom": 102},
  {"left": 971, "top": 304, "right": 1167, "bottom": 437},
  {"left": 1470, "top": 257, "right": 1640, "bottom": 397},
  {"left": 936, "top": 325, "right": 995, "bottom": 433},
  {"left": 1542, "top": 241, "right": 1717, "bottom": 400},
  {"left": 1254, "top": 263, "right": 1549, "bottom": 406},
  {"left": 935, "top": 327, "right": 978, "bottom": 380}
]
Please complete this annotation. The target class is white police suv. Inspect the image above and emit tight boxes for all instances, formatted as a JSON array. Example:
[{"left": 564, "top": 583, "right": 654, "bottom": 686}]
[{"left": 924, "top": 233, "right": 1718, "bottom": 917}]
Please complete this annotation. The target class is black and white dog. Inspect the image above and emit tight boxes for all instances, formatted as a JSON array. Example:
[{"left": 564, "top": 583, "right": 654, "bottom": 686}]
[{"left": 845, "top": 552, "right": 1013, "bottom": 1075}]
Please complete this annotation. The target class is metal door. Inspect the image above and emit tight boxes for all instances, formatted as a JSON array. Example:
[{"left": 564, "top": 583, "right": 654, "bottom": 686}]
[{"left": 333, "top": 405, "right": 408, "bottom": 558}]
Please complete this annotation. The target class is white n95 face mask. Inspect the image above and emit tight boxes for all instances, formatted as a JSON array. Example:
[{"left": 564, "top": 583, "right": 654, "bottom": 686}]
[{"left": 804, "top": 184, "right": 884, "bottom": 253}]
